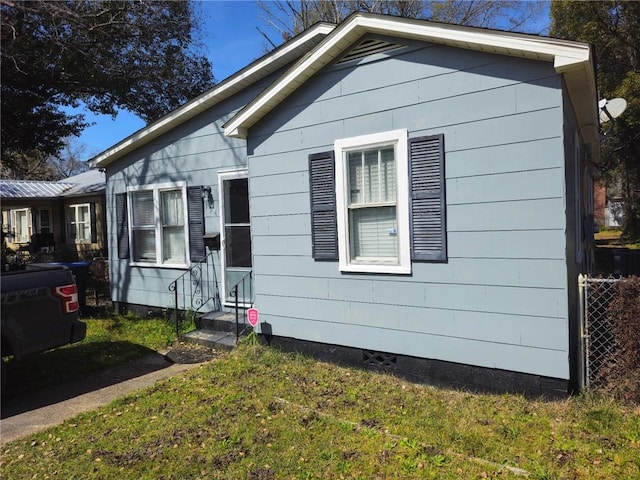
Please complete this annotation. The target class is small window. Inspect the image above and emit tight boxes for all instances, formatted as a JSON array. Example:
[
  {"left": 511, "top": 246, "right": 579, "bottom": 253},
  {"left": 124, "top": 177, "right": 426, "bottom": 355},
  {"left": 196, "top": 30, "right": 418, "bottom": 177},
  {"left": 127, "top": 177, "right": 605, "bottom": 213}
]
[
  {"left": 67, "top": 204, "right": 92, "bottom": 243},
  {"left": 128, "top": 183, "right": 188, "bottom": 266},
  {"left": 335, "top": 129, "right": 411, "bottom": 274}
]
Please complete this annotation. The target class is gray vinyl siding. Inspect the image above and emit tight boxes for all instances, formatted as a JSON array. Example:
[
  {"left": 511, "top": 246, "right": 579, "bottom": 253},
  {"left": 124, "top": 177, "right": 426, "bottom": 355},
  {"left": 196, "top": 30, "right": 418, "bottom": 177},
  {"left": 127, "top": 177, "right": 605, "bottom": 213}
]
[
  {"left": 248, "top": 40, "right": 570, "bottom": 379},
  {"left": 106, "top": 75, "right": 278, "bottom": 309}
]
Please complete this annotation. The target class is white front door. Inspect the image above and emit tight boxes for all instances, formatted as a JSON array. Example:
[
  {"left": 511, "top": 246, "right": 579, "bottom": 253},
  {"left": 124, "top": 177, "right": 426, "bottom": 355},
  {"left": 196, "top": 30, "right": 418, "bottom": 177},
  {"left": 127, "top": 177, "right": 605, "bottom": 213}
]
[{"left": 219, "top": 170, "right": 252, "bottom": 304}]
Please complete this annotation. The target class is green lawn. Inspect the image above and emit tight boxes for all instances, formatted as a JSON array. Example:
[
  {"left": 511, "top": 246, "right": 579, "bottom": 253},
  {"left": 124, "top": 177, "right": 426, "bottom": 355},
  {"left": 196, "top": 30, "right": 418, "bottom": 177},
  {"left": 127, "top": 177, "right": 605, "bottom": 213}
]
[{"left": 2, "top": 342, "right": 639, "bottom": 479}]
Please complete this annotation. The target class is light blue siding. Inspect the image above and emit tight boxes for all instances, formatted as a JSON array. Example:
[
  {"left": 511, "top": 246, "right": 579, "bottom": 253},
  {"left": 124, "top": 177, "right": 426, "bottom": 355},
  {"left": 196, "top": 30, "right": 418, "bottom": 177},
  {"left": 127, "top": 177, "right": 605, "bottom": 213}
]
[
  {"left": 255, "top": 311, "right": 567, "bottom": 378},
  {"left": 248, "top": 38, "right": 571, "bottom": 379},
  {"left": 106, "top": 73, "right": 281, "bottom": 310},
  {"left": 252, "top": 255, "right": 566, "bottom": 289}
]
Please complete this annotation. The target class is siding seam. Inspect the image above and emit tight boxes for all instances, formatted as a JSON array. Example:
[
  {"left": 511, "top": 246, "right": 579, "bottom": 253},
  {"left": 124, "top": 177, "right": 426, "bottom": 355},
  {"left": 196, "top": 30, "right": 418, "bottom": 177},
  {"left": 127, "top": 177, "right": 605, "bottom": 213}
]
[
  {"left": 254, "top": 293, "right": 564, "bottom": 318},
  {"left": 254, "top": 313, "right": 567, "bottom": 351}
]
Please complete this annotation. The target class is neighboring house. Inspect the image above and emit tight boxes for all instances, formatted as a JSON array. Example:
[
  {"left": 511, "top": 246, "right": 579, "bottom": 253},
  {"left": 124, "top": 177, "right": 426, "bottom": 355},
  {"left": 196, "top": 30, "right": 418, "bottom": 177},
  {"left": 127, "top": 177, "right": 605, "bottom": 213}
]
[
  {"left": 594, "top": 180, "right": 624, "bottom": 228},
  {"left": 1, "top": 169, "right": 107, "bottom": 260},
  {"left": 605, "top": 198, "right": 624, "bottom": 228},
  {"left": 93, "top": 14, "right": 599, "bottom": 395}
]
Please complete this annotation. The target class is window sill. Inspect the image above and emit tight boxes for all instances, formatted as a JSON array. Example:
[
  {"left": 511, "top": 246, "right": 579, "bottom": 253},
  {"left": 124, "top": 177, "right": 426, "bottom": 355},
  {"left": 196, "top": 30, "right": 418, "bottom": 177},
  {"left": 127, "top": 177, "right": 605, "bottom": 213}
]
[
  {"left": 222, "top": 301, "right": 254, "bottom": 309},
  {"left": 129, "top": 262, "right": 190, "bottom": 270},
  {"left": 339, "top": 263, "right": 411, "bottom": 275}
]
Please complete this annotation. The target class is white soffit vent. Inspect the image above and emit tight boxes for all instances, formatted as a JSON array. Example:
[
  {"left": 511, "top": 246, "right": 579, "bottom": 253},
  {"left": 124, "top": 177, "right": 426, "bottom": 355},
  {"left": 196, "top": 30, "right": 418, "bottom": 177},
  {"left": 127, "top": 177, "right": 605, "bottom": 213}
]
[{"left": 336, "top": 37, "right": 404, "bottom": 64}]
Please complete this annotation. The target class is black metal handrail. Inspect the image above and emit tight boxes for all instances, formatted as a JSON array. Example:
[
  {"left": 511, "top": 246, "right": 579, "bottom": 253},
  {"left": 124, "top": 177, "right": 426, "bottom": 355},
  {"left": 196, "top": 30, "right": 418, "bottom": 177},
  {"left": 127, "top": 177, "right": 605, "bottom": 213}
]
[
  {"left": 231, "top": 270, "right": 253, "bottom": 344},
  {"left": 169, "top": 250, "right": 220, "bottom": 337}
]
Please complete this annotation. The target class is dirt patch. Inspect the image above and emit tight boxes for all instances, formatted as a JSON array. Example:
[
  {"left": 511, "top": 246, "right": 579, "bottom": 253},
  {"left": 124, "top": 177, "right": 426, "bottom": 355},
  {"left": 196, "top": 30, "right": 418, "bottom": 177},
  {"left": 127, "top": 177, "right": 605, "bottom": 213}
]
[{"left": 164, "top": 342, "right": 219, "bottom": 364}]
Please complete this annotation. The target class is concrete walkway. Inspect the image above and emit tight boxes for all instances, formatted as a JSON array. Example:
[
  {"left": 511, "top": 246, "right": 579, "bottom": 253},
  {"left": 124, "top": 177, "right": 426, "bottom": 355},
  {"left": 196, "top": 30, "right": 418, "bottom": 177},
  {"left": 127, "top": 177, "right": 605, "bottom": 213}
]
[{"left": 1, "top": 349, "right": 212, "bottom": 445}]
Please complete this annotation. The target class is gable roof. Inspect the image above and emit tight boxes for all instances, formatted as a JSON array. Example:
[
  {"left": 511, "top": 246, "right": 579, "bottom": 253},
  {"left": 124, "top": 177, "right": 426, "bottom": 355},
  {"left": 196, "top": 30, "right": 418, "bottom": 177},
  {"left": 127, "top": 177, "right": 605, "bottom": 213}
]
[
  {"left": 58, "top": 169, "right": 106, "bottom": 197},
  {"left": 93, "top": 22, "right": 335, "bottom": 168},
  {"left": 223, "top": 13, "right": 599, "bottom": 161}
]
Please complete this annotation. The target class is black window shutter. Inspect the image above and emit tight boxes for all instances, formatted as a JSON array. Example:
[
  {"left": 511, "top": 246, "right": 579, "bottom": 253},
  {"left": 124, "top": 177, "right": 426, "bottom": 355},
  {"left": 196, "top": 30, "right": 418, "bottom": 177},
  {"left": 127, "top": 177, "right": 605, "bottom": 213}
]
[
  {"left": 90, "top": 203, "right": 98, "bottom": 244},
  {"left": 309, "top": 151, "right": 338, "bottom": 260},
  {"left": 409, "top": 134, "right": 447, "bottom": 262},
  {"left": 187, "top": 186, "right": 205, "bottom": 262},
  {"left": 115, "top": 193, "right": 129, "bottom": 259}
]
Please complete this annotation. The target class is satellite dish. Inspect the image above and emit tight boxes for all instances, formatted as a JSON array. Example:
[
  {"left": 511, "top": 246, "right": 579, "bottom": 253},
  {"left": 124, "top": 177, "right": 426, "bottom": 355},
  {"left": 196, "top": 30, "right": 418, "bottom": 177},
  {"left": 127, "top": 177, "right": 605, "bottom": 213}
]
[{"left": 599, "top": 98, "right": 627, "bottom": 123}]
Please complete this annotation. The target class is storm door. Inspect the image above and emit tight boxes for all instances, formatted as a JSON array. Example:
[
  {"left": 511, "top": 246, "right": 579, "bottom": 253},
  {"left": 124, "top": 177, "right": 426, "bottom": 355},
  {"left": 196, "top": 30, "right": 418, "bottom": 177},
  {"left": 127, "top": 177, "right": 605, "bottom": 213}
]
[{"left": 219, "top": 170, "right": 252, "bottom": 304}]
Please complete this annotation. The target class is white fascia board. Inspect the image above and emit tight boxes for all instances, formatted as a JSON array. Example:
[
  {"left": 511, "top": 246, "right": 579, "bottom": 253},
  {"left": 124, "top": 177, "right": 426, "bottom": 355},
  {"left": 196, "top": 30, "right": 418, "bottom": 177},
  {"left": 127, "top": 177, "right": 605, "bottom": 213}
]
[
  {"left": 224, "top": 21, "right": 362, "bottom": 139},
  {"left": 357, "top": 15, "right": 591, "bottom": 66},
  {"left": 224, "top": 14, "right": 594, "bottom": 139},
  {"left": 93, "top": 23, "right": 335, "bottom": 168}
]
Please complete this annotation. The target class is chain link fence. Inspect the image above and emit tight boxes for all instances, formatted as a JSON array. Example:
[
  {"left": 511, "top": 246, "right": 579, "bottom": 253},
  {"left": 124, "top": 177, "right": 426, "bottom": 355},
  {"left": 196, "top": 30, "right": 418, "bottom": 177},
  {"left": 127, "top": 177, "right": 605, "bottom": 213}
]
[{"left": 579, "top": 275, "right": 621, "bottom": 389}]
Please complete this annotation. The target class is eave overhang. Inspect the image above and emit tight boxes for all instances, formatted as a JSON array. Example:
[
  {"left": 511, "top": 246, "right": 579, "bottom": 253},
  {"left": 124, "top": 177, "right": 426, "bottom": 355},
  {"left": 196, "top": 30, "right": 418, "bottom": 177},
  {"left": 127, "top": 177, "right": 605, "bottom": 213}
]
[
  {"left": 223, "top": 13, "right": 600, "bottom": 162},
  {"left": 92, "top": 23, "right": 335, "bottom": 168}
]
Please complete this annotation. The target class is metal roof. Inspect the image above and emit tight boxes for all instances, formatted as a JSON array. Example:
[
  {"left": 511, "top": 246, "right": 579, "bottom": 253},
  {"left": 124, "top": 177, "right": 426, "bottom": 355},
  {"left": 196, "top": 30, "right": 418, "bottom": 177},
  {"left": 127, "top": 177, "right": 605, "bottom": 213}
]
[
  {"left": 0, "top": 180, "right": 74, "bottom": 199},
  {"left": 0, "top": 169, "right": 105, "bottom": 199},
  {"left": 58, "top": 169, "right": 106, "bottom": 197}
]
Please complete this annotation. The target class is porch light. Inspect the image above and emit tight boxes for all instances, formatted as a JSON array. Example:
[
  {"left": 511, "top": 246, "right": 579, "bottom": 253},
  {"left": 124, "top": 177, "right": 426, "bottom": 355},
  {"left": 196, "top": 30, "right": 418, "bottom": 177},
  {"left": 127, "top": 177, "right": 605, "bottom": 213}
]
[{"left": 202, "top": 186, "right": 214, "bottom": 209}]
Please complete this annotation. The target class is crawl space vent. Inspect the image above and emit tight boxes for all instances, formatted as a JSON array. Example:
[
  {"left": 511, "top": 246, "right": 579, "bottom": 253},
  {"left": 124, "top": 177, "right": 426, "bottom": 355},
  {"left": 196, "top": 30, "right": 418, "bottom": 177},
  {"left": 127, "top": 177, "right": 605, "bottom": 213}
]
[
  {"left": 363, "top": 350, "right": 398, "bottom": 367},
  {"left": 336, "top": 38, "right": 404, "bottom": 65}
]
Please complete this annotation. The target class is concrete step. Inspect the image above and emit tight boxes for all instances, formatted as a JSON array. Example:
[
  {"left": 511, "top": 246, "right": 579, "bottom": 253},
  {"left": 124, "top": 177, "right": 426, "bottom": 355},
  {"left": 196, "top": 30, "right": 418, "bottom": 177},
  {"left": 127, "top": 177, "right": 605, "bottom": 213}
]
[
  {"left": 197, "top": 310, "right": 246, "bottom": 332},
  {"left": 181, "top": 329, "right": 237, "bottom": 351}
]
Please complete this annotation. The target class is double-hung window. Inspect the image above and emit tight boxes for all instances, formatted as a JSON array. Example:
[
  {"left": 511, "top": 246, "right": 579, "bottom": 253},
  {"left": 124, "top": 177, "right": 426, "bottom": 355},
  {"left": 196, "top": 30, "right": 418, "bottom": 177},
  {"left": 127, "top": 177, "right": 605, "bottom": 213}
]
[
  {"left": 129, "top": 183, "right": 188, "bottom": 266},
  {"left": 67, "top": 204, "right": 91, "bottom": 243},
  {"left": 310, "top": 130, "right": 446, "bottom": 273},
  {"left": 335, "top": 129, "right": 411, "bottom": 274}
]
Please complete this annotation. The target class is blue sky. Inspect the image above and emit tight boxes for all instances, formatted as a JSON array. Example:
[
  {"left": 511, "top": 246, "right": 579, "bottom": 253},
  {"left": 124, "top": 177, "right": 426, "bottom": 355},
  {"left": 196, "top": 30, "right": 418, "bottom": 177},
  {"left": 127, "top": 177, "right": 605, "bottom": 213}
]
[{"left": 77, "top": 0, "right": 272, "bottom": 161}]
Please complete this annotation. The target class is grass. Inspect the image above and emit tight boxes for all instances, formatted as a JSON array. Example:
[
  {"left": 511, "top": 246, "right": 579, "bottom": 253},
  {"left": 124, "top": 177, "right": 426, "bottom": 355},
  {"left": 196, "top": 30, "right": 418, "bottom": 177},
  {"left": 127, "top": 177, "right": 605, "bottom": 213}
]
[
  {"left": 3, "top": 312, "right": 190, "bottom": 397},
  {"left": 2, "top": 343, "right": 639, "bottom": 479},
  {"left": 595, "top": 228, "right": 640, "bottom": 249}
]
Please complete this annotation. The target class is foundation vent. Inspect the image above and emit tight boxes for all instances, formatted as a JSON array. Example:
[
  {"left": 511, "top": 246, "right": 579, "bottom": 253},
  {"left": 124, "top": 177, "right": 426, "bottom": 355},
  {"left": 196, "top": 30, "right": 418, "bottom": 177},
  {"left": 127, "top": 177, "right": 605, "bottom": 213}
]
[{"left": 363, "top": 350, "right": 397, "bottom": 367}]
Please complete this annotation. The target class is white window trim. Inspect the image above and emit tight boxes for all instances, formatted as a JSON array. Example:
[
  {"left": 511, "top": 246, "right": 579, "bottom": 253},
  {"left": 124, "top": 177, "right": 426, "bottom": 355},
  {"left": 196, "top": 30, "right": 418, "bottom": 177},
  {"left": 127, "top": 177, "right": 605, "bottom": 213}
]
[
  {"left": 127, "top": 182, "right": 190, "bottom": 268},
  {"left": 11, "top": 208, "right": 31, "bottom": 243},
  {"left": 68, "top": 203, "right": 92, "bottom": 244},
  {"left": 218, "top": 169, "right": 252, "bottom": 306},
  {"left": 334, "top": 129, "right": 411, "bottom": 274}
]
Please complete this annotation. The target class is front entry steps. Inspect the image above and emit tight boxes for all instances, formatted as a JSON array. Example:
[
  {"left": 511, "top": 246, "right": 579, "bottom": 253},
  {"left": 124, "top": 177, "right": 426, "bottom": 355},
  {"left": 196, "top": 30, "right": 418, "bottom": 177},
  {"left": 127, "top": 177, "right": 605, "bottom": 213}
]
[{"left": 181, "top": 311, "right": 247, "bottom": 351}]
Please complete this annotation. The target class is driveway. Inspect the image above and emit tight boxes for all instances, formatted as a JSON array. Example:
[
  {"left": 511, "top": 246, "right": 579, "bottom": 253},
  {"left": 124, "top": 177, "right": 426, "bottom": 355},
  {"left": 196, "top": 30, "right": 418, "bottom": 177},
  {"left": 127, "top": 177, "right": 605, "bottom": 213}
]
[{"left": 1, "top": 345, "right": 218, "bottom": 445}]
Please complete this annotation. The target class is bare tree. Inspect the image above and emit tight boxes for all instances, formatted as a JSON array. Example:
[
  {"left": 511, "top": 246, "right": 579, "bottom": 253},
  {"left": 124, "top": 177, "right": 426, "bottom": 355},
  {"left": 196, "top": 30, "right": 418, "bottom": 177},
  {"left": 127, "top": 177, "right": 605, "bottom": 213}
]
[
  {"left": 257, "top": 0, "right": 548, "bottom": 43},
  {"left": 52, "top": 139, "right": 90, "bottom": 179},
  {"left": 0, "top": 138, "right": 89, "bottom": 180},
  {"left": 429, "top": 1, "right": 545, "bottom": 32}
]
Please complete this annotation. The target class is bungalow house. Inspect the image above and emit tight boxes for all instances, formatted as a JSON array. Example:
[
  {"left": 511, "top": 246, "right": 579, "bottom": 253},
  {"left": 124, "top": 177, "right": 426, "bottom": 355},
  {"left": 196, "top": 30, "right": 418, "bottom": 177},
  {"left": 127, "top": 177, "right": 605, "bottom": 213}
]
[
  {"left": 1, "top": 169, "right": 107, "bottom": 260},
  {"left": 92, "top": 14, "right": 599, "bottom": 395}
]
